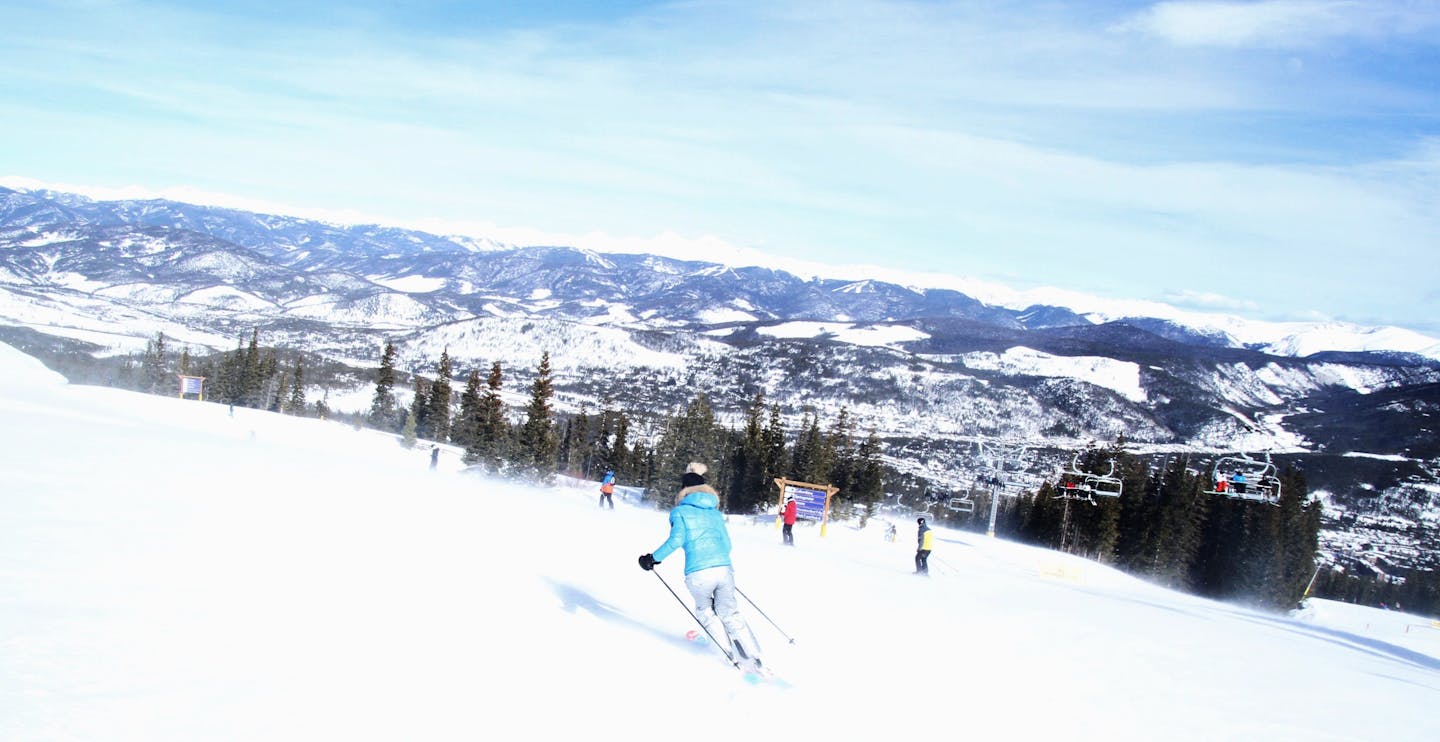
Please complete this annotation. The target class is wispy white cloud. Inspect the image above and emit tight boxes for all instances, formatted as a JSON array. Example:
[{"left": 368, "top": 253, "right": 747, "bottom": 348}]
[
  {"left": 1164, "top": 289, "right": 1262, "bottom": 313},
  {"left": 1, "top": 0, "right": 1437, "bottom": 332},
  {"left": 1119, "top": 0, "right": 1440, "bottom": 48}
]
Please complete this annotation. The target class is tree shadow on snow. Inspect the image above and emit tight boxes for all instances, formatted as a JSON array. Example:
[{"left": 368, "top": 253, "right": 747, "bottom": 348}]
[{"left": 1225, "top": 609, "right": 1440, "bottom": 673}]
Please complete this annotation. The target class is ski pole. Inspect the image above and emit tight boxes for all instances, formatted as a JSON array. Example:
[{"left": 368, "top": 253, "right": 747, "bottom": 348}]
[
  {"left": 735, "top": 587, "right": 796, "bottom": 645},
  {"left": 651, "top": 570, "right": 739, "bottom": 667},
  {"left": 933, "top": 555, "right": 962, "bottom": 576}
]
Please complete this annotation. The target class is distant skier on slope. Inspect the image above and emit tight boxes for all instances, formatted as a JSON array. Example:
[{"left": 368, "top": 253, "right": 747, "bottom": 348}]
[
  {"left": 915, "top": 516, "right": 933, "bottom": 576},
  {"left": 781, "top": 495, "right": 798, "bottom": 546},
  {"left": 599, "top": 470, "right": 616, "bottom": 509},
  {"left": 638, "top": 461, "right": 764, "bottom": 673}
]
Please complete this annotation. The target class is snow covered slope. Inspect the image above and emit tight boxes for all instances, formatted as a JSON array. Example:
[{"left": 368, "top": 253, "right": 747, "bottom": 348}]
[{"left": 1, "top": 342, "right": 1435, "bottom": 742}]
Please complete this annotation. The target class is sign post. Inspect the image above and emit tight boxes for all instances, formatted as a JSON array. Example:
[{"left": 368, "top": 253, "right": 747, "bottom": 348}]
[
  {"left": 773, "top": 478, "right": 839, "bottom": 537},
  {"left": 177, "top": 375, "right": 206, "bottom": 401}
]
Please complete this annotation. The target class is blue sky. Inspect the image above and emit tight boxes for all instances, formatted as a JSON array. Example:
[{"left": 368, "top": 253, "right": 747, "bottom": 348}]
[{"left": 2, "top": 0, "right": 1438, "bottom": 332}]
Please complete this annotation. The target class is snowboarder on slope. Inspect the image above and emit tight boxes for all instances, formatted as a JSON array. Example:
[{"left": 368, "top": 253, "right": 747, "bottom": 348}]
[{"left": 638, "top": 462, "right": 764, "bottom": 672}]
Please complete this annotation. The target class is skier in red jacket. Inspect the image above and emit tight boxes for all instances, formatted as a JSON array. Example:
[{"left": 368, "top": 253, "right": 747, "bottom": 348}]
[{"left": 782, "top": 496, "right": 798, "bottom": 546}]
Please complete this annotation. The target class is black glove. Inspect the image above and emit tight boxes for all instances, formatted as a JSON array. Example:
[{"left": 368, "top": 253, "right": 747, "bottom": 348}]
[{"left": 638, "top": 553, "right": 658, "bottom": 571}]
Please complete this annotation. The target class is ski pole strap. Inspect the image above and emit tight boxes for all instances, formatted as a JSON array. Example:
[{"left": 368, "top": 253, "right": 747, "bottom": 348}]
[{"left": 652, "top": 571, "right": 738, "bottom": 666}]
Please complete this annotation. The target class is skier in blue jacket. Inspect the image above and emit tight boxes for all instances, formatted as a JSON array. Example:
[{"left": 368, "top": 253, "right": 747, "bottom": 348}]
[{"left": 638, "top": 462, "right": 763, "bottom": 672}]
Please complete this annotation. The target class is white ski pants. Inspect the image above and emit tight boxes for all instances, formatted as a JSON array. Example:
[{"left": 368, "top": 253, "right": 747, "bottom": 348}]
[{"left": 684, "top": 565, "right": 761, "bottom": 661}]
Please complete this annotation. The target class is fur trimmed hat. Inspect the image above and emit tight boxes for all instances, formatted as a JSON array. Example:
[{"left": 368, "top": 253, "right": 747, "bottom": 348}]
[{"left": 681, "top": 461, "right": 708, "bottom": 488}]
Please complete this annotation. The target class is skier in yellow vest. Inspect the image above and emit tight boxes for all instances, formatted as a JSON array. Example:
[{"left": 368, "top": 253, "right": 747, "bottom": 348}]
[{"left": 915, "top": 517, "right": 933, "bottom": 575}]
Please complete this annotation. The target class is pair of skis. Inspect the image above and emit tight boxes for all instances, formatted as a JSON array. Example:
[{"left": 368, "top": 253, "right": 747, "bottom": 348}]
[
  {"left": 649, "top": 570, "right": 794, "bottom": 683},
  {"left": 683, "top": 629, "right": 782, "bottom": 684}
]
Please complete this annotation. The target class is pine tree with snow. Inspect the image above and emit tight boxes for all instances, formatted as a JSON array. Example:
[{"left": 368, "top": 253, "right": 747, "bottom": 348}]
[
  {"left": 286, "top": 359, "right": 305, "bottom": 416},
  {"left": 476, "top": 361, "right": 507, "bottom": 473},
  {"left": 410, "top": 375, "right": 431, "bottom": 440},
  {"left": 455, "top": 368, "right": 483, "bottom": 462},
  {"left": 516, "top": 352, "right": 558, "bottom": 481},
  {"left": 368, "top": 341, "right": 400, "bottom": 432},
  {"left": 240, "top": 330, "right": 263, "bottom": 409},
  {"left": 140, "top": 331, "right": 169, "bottom": 394},
  {"left": 656, "top": 393, "right": 724, "bottom": 503},
  {"left": 607, "top": 407, "right": 632, "bottom": 482},
  {"left": 427, "top": 348, "right": 454, "bottom": 444},
  {"left": 562, "top": 405, "right": 591, "bottom": 476},
  {"left": 1275, "top": 467, "right": 1321, "bottom": 608},
  {"left": 789, "top": 410, "right": 824, "bottom": 483},
  {"left": 259, "top": 350, "right": 280, "bottom": 412},
  {"left": 851, "top": 429, "right": 885, "bottom": 524},
  {"left": 727, "top": 392, "right": 771, "bottom": 514}
]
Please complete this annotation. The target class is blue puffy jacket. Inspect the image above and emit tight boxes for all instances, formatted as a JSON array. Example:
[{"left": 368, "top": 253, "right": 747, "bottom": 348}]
[{"left": 652, "top": 487, "right": 732, "bottom": 574}]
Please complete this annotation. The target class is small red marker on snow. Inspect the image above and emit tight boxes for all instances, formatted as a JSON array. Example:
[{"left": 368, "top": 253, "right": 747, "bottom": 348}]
[{"left": 685, "top": 629, "right": 700, "bottom": 641}]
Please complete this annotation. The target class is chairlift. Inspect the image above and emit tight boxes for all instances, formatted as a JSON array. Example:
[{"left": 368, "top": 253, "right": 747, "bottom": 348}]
[
  {"left": 947, "top": 493, "right": 976, "bottom": 514},
  {"left": 1057, "top": 452, "right": 1123, "bottom": 504},
  {"left": 1205, "top": 452, "right": 1281, "bottom": 505}
]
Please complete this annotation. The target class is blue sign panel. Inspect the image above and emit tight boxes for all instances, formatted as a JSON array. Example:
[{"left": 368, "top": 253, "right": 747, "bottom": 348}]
[{"left": 784, "top": 484, "right": 828, "bottom": 520}]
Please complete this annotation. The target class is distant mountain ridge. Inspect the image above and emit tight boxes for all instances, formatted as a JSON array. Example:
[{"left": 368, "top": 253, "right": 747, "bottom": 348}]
[
  {"left": 6, "top": 184, "right": 1437, "bottom": 361},
  {"left": 2, "top": 184, "right": 1438, "bottom": 574}
]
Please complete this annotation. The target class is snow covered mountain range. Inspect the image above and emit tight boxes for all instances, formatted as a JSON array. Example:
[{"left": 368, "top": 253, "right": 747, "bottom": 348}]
[{"left": 2, "top": 185, "right": 1437, "bottom": 572}]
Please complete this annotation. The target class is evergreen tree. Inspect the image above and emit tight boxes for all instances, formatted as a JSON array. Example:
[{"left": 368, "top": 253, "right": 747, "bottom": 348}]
[
  {"left": 272, "top": 375, "right": 289, "bottom": 414},
  {"left": 824, "top": 407, "right": 855, "bottom": 500},
  {"left": 728, "top": 392, "right": 772, "bottom": 514},
  {"left": 369, "top": 340, "right": 400, "bottom": 431},
  {"left": 609, "top": 409, "right": 631, "bottom": 482},
  {"left": 240, "top": 330, "right": 263, "bottom": 408},
  {"left": 761, "top": 403, "right": 788, "bottom": 488},
  {"left": 1017, "top": 483, "right": 1067, "bottom": 549},
  {"left": 260, "top": 350, "right": 280, "bottom": 412},
  {"left": 565, "top": 406, "right": 592, "bottom": 476},
  {"left": 656, "top": 393, "right": 725, "bottom": 504},
  {"left": 477, "top": 361, "right": 507, "bottom": 473},
  {"left": 286, "top": 359, "right": 306, "bottom": 415},
  {"left": 850, "top": 429, "right": 886, "bottom": 525},
  {"left": 516, "top": 352, "right": 558, "bottom": 481},
  {"left": 140, "top": 332, "right": 169, "bottom": 394},
  {"left": 455, "top": 368, "right": 483, "bottom": 462},
  {"left": 215, "top": 336, "right": 244, "bottom": 405},
  {"left": 428, "top": 348, "right": 454, "bottom": 443},
  {"left": 589, "top": 403, "right": 618, "bottom": 477},
  {"left": 789, "top": 410, "right": 824, "bottom": 482},
  {"left": 1121, "top": 455, "right": 1210, "bottom": 589},
  {"left": 410, "top": 375, "right": 431, "bottom": 440},
  {"left": 1274, "top": 467, "right": 1322, "bottom": 608}
]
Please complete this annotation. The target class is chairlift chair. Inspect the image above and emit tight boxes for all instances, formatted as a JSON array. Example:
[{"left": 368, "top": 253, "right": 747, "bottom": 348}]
[
  {"left": 1204, "top": 452, "right": 1281, "bottom": 506},
  {"left": 1057, "top": 452, "right": 1122, "bottom": 503},
  {"left": 947, "top": 493, "right": 976, "bottom": 514},
  {"left": 1056, "top": 478, "right": 1096, "bottom": 504},
  {"left": 1085, "top": 460, "right": 1123, "bottom": 498}
]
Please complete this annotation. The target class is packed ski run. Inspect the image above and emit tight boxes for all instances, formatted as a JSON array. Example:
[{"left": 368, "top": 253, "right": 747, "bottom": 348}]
[{"left": 2, "top": 340, "right": 1437, "bottom": 741}]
